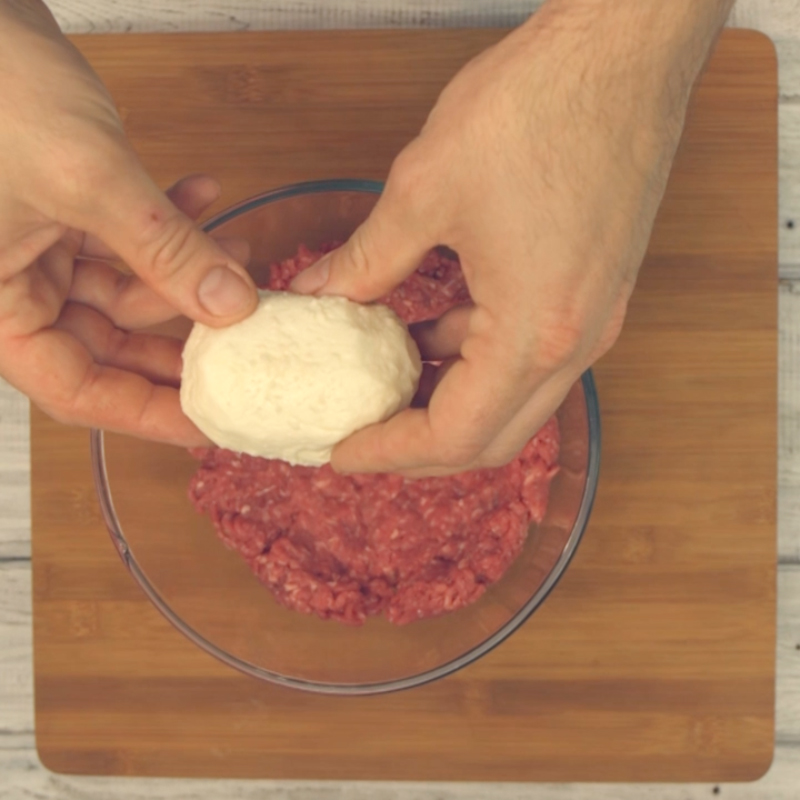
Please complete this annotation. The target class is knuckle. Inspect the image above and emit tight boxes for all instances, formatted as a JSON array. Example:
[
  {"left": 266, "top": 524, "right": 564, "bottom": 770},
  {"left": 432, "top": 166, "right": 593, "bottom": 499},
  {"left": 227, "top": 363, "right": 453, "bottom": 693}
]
[
  {"left": 45, "top": 406, "right": 72, "bottom": 427},
  {"left": 594, "top": 303, "right": 628, "bottom": 357},
  {"left": 41, "top": 362, "right": 99, "bottom": 427},
  {"left": 102, "top": 325, "right": 129, "bottom": 362},
  {"left": 139, "top": 212, "right": 196, "bottom": 283},
  {"left": 530, "top": 310, "right": 585, "bottom": 372},
  {"left": 50, "top": 131, "right": 125, "bottom": 210},
  {"left": 336, "top": 223, "right": 392, "bottom": 301},
  {"left": 40, "top": 393, "right": 82, "bottom": 428},
  {"left": 531, "top": 293, "right": 630, "bottom": 374},
  {"left": 344, "top": 228, "right": 373, "bottom": 280},
  {"left": 592, "top": 327, "right": 621, "bottom": 362},
  {"left": 332, "top": 228, "right": 375, "bottom": 301},
  {"left": 387, "top": 142, "right": 430, "bottom": 205}
]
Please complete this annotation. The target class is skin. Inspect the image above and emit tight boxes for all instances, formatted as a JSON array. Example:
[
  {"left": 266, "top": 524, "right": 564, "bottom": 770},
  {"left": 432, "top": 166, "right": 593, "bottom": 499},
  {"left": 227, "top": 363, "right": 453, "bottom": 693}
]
[
  {"left": 0, "top": 0, "right": 256, "bottom": 444},
  {"left": 1, "top": 0, "right": 733, "bottom": 471},
  {"left": 292, "top": 0, "right": 736, "bottom": 477}
]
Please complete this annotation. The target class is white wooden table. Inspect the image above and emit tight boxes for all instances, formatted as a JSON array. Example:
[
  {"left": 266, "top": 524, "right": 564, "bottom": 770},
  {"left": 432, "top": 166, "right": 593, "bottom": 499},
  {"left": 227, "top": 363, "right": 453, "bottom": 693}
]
[{"left": 2, "top": 1, "right": 799, "bottom": 797}]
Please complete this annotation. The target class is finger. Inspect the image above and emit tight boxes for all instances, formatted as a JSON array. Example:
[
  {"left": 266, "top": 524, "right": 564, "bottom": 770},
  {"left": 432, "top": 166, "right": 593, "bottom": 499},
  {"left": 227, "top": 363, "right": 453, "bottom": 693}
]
[
  {"left": 476, "top": 375, "right": 575, "bottom": 468},
  {"left": 68, "top": 260, "right": 179, "bottom": 330},
  {"left": 213, "top": 236, "right": 251, "bottom": 268},
  {"left": 410, "top": 304, "right": 472, "bottom": 361},
  {"left": 290, "top": 159, "right": 435, "bottom": 301},
  {"left": 410, "top": 358, "right": 457, "bottom": 408},
  {"left": 0, "top": 234, "right": 82, "bottom": 338},
  {"left": 79, "top": 174, "right": 222, "bottom": 261},
  {"left": 69, "top": 233, "right": 252, "bottom": 331},
  {"left": 1, "top": 326, "right": 209, "bottom": 447},
  {"left": 331, "top": 343, "right": 541, "bottom": 475},
  {"left": 410, "top": 362, "right": 438, "bottom": 408},
  {"left": 64, "top": 149, "right": 257, "bottom": 327},
  {"left": 400, "top": 371, "right": 575, "bottom": 478},
  {"left": 0, "top": 221, "right": 67, "bottom": 279},
  {"left": 54, "top": 302, "right": 184, "bottom": 386},
  {"left": 163, "top": 174, "right": 222, "bottom": 221}
]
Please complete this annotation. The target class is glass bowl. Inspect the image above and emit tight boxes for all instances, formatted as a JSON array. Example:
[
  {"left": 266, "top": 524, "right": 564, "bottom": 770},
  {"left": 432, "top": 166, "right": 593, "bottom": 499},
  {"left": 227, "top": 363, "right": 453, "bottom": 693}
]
[{"left": 91, "top": 179, "right": 601, "bottom": 695}]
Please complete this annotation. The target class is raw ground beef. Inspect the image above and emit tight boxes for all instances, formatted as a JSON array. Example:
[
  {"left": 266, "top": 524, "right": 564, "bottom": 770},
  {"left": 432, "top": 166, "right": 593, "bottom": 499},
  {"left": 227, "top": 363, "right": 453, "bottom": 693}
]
[
  {"left": 268, "top": 243, "right": 471, "bottom": 325},
  {"left": 188, "top": 246, "right": 560, "bottom": 625}
]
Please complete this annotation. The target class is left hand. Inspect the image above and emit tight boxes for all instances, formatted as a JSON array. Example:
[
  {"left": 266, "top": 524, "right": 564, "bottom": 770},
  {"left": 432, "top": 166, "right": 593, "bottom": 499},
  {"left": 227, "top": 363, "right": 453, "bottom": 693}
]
[{"left": 0, "top": 174, "right": 246, "bottom": 445}]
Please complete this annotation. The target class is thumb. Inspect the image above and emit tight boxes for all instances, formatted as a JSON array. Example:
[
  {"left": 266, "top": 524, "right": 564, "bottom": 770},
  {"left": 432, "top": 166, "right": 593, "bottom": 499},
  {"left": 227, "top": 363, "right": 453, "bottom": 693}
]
[
  {"left": 74, "top": 159, "right": 258, "bottom": 328},
  {"left": 290, "top": 185, "right": 433, "bottom": 302}
]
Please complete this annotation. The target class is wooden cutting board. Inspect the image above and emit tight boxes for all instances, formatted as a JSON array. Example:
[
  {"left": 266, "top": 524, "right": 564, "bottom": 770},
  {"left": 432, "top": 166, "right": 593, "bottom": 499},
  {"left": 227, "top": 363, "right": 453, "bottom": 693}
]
[{"left": 31, "top": 29, "right": 777, "bottom": 782}]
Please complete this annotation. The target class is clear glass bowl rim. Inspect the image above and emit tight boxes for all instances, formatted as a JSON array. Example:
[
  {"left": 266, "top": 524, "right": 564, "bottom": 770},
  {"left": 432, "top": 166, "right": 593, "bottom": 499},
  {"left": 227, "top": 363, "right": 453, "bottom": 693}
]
[{"left": 90, "top": 178, "right": 602, "bottom": 696}]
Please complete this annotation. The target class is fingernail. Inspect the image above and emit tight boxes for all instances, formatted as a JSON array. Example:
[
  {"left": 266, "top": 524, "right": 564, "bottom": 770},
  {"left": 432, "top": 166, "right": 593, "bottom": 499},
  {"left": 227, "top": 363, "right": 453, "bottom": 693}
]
[
  {"left": 290, "top": 254, "right": 331, "bottom": 295},
  {"left": 198, "top": 266, "right": 254, "bottom": 317}
]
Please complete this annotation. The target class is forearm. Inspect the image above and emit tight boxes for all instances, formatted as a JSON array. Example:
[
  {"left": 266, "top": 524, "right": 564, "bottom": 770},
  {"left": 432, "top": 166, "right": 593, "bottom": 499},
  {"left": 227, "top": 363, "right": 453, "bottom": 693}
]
[
  {"left": 509, "top": 0, "right": 734, "bottom": 171},
  {"left": 0, "top": 0, "right": 58, "bottom": 26},
  {"left": 526, "top": 0, "right": 734, "bottom": 86}
]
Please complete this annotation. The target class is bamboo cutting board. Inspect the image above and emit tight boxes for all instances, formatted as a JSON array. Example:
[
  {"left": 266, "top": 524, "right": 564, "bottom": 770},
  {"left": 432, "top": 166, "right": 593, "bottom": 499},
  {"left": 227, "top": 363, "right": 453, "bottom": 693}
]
[{"left": 31, "top": 30, "right": 777, "bottom": 782}]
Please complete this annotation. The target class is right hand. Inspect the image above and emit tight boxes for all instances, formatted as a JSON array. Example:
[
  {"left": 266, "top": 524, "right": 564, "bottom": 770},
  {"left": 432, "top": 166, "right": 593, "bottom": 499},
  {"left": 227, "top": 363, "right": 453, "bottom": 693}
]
[
  {"left": 292, "top": 0, "right": 726, "bottom": 478},
  {"left": 0, "top": 1, "right": 258, "bottom": 441}
]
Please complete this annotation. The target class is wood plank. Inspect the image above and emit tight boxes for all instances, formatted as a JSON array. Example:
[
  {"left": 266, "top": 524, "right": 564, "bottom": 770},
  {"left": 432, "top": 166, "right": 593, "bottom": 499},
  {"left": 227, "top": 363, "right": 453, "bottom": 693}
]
[
  {"left": 18, "top": 262, "right": 800, "bottom": 726},
  {"left": 776, "top": 566, "right": 800, "bottom": 742},
  {"left": 43, "top": 0, "right": 800, "bottom": 38},
  {"left": 48, "top": 0, "right": 545, "bottom": 34},
  {"left": 4, "top": 731, "right": 800, "bottom": 800},
  {"left": 0, "top": 562, "right": 33, "bottom": 735},
  {"left": 779, "top": 281, "right": 800, "bottom": 562},
  {"left": 0, "top": 381, "right": 30, "bottom": 560},
  {"left": 29, "top": 29, "right": 777, "bottom": 781},
  {"left": 20, "top": 557, "right": 800, "bottom": 742},
  {"left": 728, "top": 0, "right": 800, "bottom": 49},
  {"left": 779, "top": 104, "right": 800, "bottom": 268},
  {"left": 4, "top": 561, "right": 800, "bottom": 792},
  {"left": 1, "top": 562, "right": 797, "bottom": 742},
  {"left": 0, "top": 0, "right": 797, "bottom": 795}
]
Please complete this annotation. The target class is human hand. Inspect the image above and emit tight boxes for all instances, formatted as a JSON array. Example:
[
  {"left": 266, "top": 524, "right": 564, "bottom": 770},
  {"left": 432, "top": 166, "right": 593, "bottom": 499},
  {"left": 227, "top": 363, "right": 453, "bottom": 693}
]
[
  {"left": 292, "top": 0, "right": 732, "bottom": 477},
  {"left": 0, "top": 174, "right": 251, "bottom": 445},
  {"left": 0, "top": 1, "right": 258, "bottom": 440}
]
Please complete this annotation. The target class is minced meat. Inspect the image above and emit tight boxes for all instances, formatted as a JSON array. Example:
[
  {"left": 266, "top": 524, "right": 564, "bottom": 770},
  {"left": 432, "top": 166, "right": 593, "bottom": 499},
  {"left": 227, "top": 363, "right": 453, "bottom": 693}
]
[{"left": 188, "top": 246, "right": 559, "bottom": 625}]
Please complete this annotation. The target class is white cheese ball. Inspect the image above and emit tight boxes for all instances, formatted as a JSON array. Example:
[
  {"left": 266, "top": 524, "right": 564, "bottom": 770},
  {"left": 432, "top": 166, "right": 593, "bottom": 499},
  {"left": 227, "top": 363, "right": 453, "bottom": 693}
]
[{"left": 180, "top": 290, "right": 422, "bottom": 466}]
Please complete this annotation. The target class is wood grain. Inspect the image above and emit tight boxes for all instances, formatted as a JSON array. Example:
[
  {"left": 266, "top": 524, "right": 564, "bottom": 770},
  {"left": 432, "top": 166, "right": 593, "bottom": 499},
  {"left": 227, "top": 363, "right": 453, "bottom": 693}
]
[
  {"left": 4, "top": 1, "right": 799, "bottom": 797},
  {"left": 44, "top": 0, "right": 792, "bottom": 38},
  {"left": 47, "top": 0, "right": 544, "bottom": 33},
  {"left": 6, "top": 732, "right": 800, "bottom": 800},
  {"left": 0, "top": 380, "right": 30, "bottom": 560},
  {"left": 4, "top": 562, "right": 800, "bottom": 795},
  {"left": 31, "top": 29, "right": 777, "bottom": 782}
]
